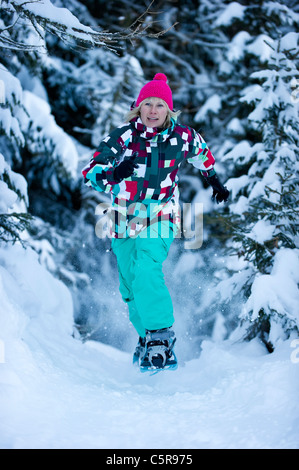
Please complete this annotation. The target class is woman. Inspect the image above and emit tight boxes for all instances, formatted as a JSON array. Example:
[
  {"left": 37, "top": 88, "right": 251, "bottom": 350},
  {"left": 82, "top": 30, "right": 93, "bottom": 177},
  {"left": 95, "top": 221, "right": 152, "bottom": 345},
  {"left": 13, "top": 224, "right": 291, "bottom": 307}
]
[{"left": 82, "top": 73, "right": 229, "bottom": 371}]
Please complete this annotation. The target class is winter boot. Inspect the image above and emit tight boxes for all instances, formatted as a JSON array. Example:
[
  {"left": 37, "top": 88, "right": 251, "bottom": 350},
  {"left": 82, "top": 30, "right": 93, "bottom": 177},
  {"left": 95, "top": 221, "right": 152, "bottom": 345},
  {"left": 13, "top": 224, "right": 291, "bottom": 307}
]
[
  {"left": 132, "top": 336, "right": 146, "bottom": 365},
  {"left": 140, "top": 327, "right": 177, "bottom": 371}
]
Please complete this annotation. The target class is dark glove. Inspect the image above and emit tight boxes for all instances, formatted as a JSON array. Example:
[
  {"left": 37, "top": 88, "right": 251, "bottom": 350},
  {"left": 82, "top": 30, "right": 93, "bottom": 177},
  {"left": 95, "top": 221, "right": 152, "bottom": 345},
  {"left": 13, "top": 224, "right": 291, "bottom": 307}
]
[
  {"left": 114, "top": 152, "right": 139, "bottom": 182},
  {"left": 206, "top": 173, "right": 229, "bottom": 204}
]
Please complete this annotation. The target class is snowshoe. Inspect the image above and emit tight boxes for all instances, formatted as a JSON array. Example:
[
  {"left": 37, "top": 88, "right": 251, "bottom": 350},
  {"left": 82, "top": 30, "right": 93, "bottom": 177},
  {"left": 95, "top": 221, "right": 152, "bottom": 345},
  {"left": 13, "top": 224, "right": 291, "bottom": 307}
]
[
  {"left": 132, "top": 336, "right": 146, "bottom": 365},
  {"left": 139, "top": 327, "right": 178, "bottom": 373}
]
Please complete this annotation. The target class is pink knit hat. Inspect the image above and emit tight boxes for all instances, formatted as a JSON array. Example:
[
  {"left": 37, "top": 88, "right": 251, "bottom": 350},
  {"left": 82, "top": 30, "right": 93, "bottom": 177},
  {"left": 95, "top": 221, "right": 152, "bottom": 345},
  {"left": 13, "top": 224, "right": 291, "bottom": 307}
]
[{"left": 135, "top": 73, "right": 173, "bottom": 110}]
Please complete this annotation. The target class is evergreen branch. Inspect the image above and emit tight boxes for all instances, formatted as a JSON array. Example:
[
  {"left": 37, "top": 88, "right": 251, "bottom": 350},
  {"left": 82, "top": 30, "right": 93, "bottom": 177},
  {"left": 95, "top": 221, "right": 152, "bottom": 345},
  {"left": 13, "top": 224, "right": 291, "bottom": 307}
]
[
  {"left": 213, "top": 213, "right": 278, "bottom": 261},
  {"left": 0, "top": 212, "right": 33, "bottom": 246}
]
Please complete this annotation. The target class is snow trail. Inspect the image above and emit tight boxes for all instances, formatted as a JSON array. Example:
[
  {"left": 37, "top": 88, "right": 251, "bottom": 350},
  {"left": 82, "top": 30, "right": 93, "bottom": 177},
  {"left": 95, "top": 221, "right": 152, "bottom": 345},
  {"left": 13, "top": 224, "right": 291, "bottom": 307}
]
[{"left": 0, "top": 244, "right": 298, "bottom": 449}]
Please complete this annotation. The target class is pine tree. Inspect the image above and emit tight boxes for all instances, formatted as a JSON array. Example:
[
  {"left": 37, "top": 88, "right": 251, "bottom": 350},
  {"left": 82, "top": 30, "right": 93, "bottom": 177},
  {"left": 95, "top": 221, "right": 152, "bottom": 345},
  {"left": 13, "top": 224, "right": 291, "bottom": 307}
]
[
  {"left": 221, "top": 32, "right": 299, "bottom": 350},
  {"left": 0, "top": 63, "right": 31, "bottom": 244}
]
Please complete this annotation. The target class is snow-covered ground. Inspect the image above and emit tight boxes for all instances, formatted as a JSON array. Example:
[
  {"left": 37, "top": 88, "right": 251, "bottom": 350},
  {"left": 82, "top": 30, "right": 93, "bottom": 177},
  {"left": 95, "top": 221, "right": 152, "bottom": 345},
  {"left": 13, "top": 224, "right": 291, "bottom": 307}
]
[{"left": 0, "top": 243, "right": 298, "bottom": 449}]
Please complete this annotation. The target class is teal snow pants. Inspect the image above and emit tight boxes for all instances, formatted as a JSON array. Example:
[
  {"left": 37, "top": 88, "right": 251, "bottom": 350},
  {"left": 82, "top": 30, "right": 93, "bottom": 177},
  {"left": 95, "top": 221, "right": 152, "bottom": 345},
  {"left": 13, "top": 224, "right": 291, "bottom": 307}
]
[{"left": 111, "top": 222, "right": 175, "bottom": 338}]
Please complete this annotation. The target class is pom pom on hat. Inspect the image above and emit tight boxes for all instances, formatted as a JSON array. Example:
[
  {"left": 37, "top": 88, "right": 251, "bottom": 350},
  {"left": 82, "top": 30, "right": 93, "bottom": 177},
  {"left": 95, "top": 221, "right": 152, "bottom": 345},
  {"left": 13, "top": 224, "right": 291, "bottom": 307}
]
[
  {"left": 153, "top": 73, "right": 168, "bottom": 81},
  {"left": 136, "top": 73, "right": 173, "bottom": 110}
]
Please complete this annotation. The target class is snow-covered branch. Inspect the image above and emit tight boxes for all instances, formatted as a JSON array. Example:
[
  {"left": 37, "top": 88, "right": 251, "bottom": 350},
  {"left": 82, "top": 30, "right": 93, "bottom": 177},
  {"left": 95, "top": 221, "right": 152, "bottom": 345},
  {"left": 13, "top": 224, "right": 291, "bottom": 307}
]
[{"left": 1, "top": 0, "right": 175, "bottom": 52}]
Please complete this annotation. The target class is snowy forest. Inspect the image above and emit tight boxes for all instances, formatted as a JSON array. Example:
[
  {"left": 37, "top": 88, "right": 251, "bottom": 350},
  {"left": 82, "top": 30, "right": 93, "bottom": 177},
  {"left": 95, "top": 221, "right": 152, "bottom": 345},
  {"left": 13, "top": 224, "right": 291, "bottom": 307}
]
[{"left": 0, "top": 0, "right": 299, "bottom": 449}]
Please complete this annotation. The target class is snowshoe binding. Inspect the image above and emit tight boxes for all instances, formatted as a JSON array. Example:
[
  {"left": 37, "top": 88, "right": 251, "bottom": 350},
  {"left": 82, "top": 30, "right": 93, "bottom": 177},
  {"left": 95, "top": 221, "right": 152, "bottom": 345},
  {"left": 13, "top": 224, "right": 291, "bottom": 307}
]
[
  {"left": 133, "top": 336, "right": 146, "bottom": 365},
  {"left": 139, "top": 327, "right": 178, "bottom": 374}
]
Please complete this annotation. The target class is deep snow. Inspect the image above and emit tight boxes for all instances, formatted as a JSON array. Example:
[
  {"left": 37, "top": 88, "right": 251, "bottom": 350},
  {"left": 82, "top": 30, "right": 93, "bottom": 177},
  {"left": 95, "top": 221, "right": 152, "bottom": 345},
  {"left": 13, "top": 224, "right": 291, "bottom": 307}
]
[{"left": 0, "top": 243, "right": 299, "bottom": 449}]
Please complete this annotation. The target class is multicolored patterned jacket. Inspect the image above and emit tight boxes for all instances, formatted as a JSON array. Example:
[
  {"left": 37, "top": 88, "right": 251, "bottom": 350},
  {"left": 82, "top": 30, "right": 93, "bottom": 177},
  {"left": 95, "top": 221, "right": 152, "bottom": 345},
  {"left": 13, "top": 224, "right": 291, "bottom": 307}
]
[{"left": 82, "top": 117, "right": 215, "bottom": 237}]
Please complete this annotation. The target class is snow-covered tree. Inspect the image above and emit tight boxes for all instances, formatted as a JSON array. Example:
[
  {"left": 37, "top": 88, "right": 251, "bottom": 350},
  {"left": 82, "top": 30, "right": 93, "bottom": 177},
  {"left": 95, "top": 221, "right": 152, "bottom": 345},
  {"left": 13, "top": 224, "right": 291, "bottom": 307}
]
[
  {"left": 219, "top": 32, "right": 299, "bottom": 351},
  {"left": 0, "top": 152, "right": 31, "bottom": 245},
  {"left": 0, "top": 62, "right": 31, "bottom": 244}
]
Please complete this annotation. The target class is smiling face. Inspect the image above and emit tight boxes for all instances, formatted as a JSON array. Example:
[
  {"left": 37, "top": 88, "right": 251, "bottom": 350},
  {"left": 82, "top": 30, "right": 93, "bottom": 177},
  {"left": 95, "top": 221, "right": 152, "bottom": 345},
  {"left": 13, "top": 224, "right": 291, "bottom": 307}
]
[{"left": 139, "top": 97, "right": 169, "bottom": 128}]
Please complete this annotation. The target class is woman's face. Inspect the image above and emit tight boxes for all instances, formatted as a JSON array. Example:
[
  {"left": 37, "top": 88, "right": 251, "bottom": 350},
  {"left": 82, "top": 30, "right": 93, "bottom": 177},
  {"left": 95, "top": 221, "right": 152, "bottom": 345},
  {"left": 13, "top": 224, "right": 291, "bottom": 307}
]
[{"left": 140, "top": 97, "right": 168, "bottom": 128}]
